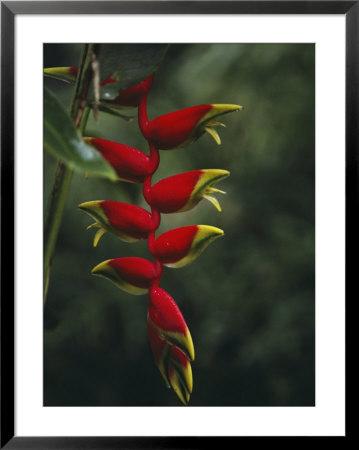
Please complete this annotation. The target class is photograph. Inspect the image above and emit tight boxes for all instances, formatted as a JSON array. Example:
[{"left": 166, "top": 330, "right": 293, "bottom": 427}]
[{"left": 43, "top": 43, "right": 315, "bottom": 407}]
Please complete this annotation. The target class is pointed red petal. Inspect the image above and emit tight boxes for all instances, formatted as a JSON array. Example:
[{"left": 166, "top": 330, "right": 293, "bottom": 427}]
[
  {"left": 100, "top": 201, "right": 154, "bottom": 240},
  {"left": 86, "top": 137, "right": 152, "bottom": 183},
  {"left": 148, "top": 287, "right": 194, "bottom": 360},
  {"left": 149, "top": 171, "right": 202, "bottom": 213},
  {"left": 108, "top": 257, "right": 156, "bottom": 289},
  {"left": 146, "top": 105, "right": 212, "bottom": 149},
  {"left": 153, "top": 226, "right": 198, "bottom": 265}
]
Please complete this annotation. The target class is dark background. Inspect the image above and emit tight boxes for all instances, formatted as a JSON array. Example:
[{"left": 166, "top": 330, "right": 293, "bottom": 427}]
[{"left": 44, "top": 43, "right": 315, "bottom": 406}]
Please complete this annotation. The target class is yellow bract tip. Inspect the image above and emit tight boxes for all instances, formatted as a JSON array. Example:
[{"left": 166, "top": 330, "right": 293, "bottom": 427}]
[
  {"left": 91, "top": 260, "right": 110, "bottom": 275},
  {"left": 44, "top": 67, "right": 71, "bottom": 75},
  {"left": 197, "top": 225, "right": 224, "bottom": 237},
  {"left": 200, "top": 169, "right": 230, "bottom": 180},
  {"left": 78, "top": 200, "right": 102, "bottom": 211},
  {"left": 185, "top": 330, "right": 195, "bottom": 362},
  {"left": 43, "top": 67, "right": 77, "bottom": 83},
  {"left": 211, "top": 104, "right": 243, "bottom": 113}
]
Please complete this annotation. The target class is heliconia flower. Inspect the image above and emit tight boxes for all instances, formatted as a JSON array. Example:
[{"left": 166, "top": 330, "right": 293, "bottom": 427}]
[
  {"left": 142, "top": 104, "right": 243, "bottom": 150},
  {"left": 103, "top": 74, "right": 154, "bottom": 108},
  {"left": 148, "top": 287, "right": 195, "bottom": 361},
  {"left": 78, "top": 200, "right": 154, "bottom": 246},
  {"left": 147, "top": 322, "right": 193, "bottom": 405},
  {"left": 84, "top": 137, "right": 154, "bottom": 183},
  {"left": 148, "top": 169, "right": 230, "bottom": 213},
  {"left": 43, "top": 66, "right": 78, "bottom": 83},
  {"left": 92, "top": 257, "right": 156, "bottom": 295},
  {"left": 153, "top": 225, "right": 224, "bottom": 268}
]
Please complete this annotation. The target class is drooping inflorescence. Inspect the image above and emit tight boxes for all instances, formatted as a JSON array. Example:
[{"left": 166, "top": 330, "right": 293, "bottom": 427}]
[{"left": 79, "top": 72, "right": 242, "bottom": 404}]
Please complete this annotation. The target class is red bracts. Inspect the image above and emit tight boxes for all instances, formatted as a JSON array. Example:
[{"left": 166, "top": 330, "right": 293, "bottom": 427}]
[
  {"left": 148, "top": 287, "right": 194, "bottom": 361},
  {"left": 147, "top": 287, "right": 194, "bottom": 404},
  {"left": 148, "top": 169, "right": 229, "bottom": 213},
  {"left": 75, "top": 51, "right": 242, "bottom": 404},
  {"left": 147, "top": 322, "right": 193, "bottom": 405},
  {"left": 84, "top": 137, "right": 156, "bottom": 183},
  {"left": 78, "top": 200, "right": 155, "bottom": 246},
  {"left": 92, "top": 257, "right": 157, "bottom": 295},
  {"left": 153, "top": 225, "right": 224, "bottom": 268},
  {"left": 141, "top": 103, "right": 242, "bottom": 150}
]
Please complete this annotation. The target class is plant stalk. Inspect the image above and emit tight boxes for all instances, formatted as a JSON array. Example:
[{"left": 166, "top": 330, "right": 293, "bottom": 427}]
[{"left": 43, "top": 44, "right": 101, "bottom": 304}]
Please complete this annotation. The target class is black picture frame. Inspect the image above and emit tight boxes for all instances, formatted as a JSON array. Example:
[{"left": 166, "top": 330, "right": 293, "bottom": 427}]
[{"left": 1, "top": 1, "right": 355, "bottom": 447}]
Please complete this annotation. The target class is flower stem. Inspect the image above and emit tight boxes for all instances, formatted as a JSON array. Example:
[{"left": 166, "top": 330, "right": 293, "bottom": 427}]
[{"left": 43, "top": 44, "right": 101, "bottom": 304}]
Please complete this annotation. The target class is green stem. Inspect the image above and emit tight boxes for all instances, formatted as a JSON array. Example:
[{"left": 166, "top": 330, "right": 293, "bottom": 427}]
[
  {"left": 43, "top": 44, "right": 101, "bottom": 304},
  {"left": 43, "top": 163, "right": 73, "bottom": 301}
]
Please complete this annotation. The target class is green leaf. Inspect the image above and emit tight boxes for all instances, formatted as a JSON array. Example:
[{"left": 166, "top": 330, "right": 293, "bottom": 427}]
[
  {"left": 44, "top": 87, "right": 117, "bottom": 180},
  {"left": 99, "top": 44, "right": 169, "bottom": 101}
]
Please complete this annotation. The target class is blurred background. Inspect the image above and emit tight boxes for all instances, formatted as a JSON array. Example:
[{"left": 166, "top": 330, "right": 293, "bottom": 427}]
[{"left": 44, "top": 44, "right": 315, "bottom": 406}]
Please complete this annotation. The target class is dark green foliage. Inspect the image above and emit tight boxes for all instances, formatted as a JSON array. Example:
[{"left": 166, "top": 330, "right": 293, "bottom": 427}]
[{"left": 44, "top": 87, "right": 117, "bottom": 179}]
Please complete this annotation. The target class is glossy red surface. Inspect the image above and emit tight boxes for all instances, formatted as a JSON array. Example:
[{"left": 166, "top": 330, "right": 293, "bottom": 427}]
[
  {"left": 147, "top": 320, "right": 166, "bottom": 363},
  {"left": 148, "top": 287, "right": 187, "bottom": 333},
  {"left": 146, "top": 104, "right": 212, "bottom": 149},
  {"left": 149, "top": 170, "right": 202, "bottom": 213},
  {"left": 100, "top": 201, "right": 153, "bottom": 239},
  {"left": 108, "top": 257, "right": 156, "bottom": 288},
  {"left": 89, "top": 138, "right": 152, "bottom": 183},
  {"left": 153, "top": 226, "right": 199, "bottom": 264}
]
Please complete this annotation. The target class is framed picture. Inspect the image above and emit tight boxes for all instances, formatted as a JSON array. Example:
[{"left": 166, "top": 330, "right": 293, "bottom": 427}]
[{"left": 1, "top": 1, "right": 353, "bottom": 447}]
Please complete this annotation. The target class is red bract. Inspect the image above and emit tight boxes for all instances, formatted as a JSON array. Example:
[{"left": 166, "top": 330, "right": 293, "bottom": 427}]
[
  {"left": 139, "top": 103, "right": 242, "bottom": 150},
  {"left": 78, "top": 200, "right": 155, "bottom": 245},
  {"left": 100, "top": 201, "right": 154, "bottom": 238},
  {"left": 147, "top": 322, "right": 193, "bottom": 405},
  {"left": 148, "top": 169, "right": 229, "bottom": 213},
  {"left": 148, "top": 287, "right": 194, "bottom": 361},
  {"left": 92, "top": 257, "right": 156, "bottom": 295},
  {"left": 144, "top": 105, "right": 212, "bottom": 149},
  {"left": 153, "top": 225, "right": 224, "bottom": 268},
  {"left": 108, "top": 74, "right": 154, "bottom": 107},
  {"left": 84, "top": 137, "right": 155, "bottom": 183},
  {"left": 148, "top": 170, "right": 201, "bottom": 213}
]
